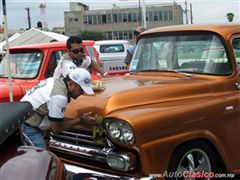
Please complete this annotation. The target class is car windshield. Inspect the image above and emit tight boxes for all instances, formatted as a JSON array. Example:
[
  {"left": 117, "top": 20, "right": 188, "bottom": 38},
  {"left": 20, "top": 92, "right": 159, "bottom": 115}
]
[
  {"left": 0, "top": 51, "right": 43, "bottom": 78},
  {"left": 129, "top": 33, "right": 232, "bottom": 75}
]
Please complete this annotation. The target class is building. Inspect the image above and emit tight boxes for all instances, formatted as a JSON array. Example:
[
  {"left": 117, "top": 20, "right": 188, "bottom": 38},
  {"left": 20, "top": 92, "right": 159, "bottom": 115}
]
[{"left": 64, "top": 2, "right": 183, "bottom": 42}]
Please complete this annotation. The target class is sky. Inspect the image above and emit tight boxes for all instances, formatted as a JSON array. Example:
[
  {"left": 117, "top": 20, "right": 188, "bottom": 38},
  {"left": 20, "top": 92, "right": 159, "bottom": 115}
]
[{"left": 0, "top": 0, "right": 240, "bottom": 30}]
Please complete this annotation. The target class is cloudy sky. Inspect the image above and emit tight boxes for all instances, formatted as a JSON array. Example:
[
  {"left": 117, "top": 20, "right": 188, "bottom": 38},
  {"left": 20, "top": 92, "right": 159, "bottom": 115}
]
[{"left": 1, "top": 0, "right": 240, "bottom": 30}]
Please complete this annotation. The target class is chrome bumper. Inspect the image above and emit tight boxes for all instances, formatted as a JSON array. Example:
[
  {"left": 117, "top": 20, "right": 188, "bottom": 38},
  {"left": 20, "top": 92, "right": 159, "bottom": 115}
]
[{"left": 64, "top": 163, "right": 153, "bottom": 180}]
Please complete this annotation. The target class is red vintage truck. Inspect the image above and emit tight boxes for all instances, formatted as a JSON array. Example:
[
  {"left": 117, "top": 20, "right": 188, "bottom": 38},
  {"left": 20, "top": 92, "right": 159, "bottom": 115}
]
[{"left": 0, "top": 41, "right": 101, "bottom": 102}]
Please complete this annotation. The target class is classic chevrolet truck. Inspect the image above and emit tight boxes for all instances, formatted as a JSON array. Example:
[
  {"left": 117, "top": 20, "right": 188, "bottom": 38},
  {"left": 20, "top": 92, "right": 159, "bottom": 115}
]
[
  {"left": 49, "top": 24, "right": 240, "bottom": 179},
  {"left": 0, "top": 41, "right": 100, "bottom": 102}
]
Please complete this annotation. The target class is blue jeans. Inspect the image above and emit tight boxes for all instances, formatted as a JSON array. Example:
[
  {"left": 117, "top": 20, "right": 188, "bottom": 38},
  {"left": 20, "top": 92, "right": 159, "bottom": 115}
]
[{"left": 22, "top": 122, "right": 47, "bottom": 150}]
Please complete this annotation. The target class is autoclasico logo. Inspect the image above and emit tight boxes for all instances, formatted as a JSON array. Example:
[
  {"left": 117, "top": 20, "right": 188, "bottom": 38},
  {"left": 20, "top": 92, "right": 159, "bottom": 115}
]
[
  {"left": 149, "top": 171, "right": 235, "bottom": 178},
  {"left": 183, "top": 171, "right": 215, "bottom": 178}
]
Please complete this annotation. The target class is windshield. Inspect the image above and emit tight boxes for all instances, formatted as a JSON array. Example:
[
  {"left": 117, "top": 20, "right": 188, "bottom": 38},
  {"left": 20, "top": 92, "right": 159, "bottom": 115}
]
[
  {"left": 129, "top": 33, "right": 232, "bottom": 75},
  {"left": 0, "top": 51, "right": 43, "bottom": 78}
]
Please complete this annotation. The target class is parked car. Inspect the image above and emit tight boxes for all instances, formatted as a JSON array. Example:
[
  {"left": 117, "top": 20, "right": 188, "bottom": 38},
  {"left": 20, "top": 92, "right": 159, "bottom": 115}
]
[
  {"left": 0, "top": 102, "right": 66, "bottom": 180},
  {"left": 49, "top": 23, "right": 240, "bottom": 179},
  {"left": 94, "top": 40, "right": 131, "bottom": 75},
  {"left": 0, "top": 41, "right": 101, "bottom": 102}
]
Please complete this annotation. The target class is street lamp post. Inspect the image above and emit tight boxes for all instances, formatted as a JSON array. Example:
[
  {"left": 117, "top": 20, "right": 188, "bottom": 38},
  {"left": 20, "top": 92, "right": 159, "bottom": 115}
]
[
  {"left": 138, "top": 0, "right": 141, "bottom": 26},
  {"left": 25, "top": 7, "right": 31, "bottom": 29},
  {"left": 2, "top": 0, "right": 13, "bottom": 101}
]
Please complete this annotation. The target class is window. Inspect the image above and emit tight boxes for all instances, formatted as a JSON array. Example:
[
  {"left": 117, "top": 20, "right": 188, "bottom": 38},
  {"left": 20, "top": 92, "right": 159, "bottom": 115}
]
[
  {"left": 107, "top": 14, "right": 112, "bottom": 24},
  {"left": 233, "top": 38, "right": 240, "bottom": 66},
  {"left": 159, "top": 11, "right": 163, "bottom": 21},
  {"left": 69, "top": 17, "right": 73, "bottom": 22},
  {"left": 93, "top": 15, "right": 97, "bottom": 24},
  {"left": 129, "top": 31, "right": 133, "bottom": 40},
  {"left": 146, "top": 12, "right": 149, "bottom": 21},
  {"left": 119, "top": 31, "right": 123, "bottom": 40},
  {"left": 88, "top": 15, "right": 92, "bottom": 24},
  {"left": 154, "top": 12, "right": 158, "bottom": 21},
  {"left": 98, "top": 15, "right": 102, "bottom": 24},
  {"left": 117, "top": 13, "right": 122, "bottom": 22},
  {"left": 130, "top": 34, "right": 231, "bottom": 75},
  {"left": 102, "top": 15, "right": 107, "bottom": 24},
  {"left": 169, "top": 11, "right": 173, "bottom": 20},
  {"left": 132, "top": 13, "right": 137, "bottom": 22},
  {"left": 124, "top": 31, "right": 128, "bottom": 40},
  {"left": 0, "top": 51, "right": 44, "bottom": 78},
  {"left": 123, "top": 13, "right": 127, "bottom": 22},
  {"left": 107, "top": 32, "right": 113, "bottom": 40},
  {"left": 113, "top": 14, "right": 117, "bottom": 23},
  {"left": 114, "top": 32, "right": 119, "bottom": 40},
  {"left": 83, "top": 16, "right": 88, "bottom": 24},
  {"left": 164, "top": 11, "right": 168, "bottom": 20},
  {"left": 128, "top": 13, "right": 132, "bottom": 22},
  {"left": 100, "top": 44, "right": 125, "bottom": 53},
  {"left": 74, "top": 18, "right": 78, "bottom": 22},
  {"left": 149, "top": 12, "right": 153, "bottom": 21}
]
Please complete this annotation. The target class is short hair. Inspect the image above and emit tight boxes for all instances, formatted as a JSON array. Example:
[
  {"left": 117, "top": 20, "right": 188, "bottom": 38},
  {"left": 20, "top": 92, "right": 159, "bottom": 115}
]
[
  {"left": 66, "top": 36, "right": 82, "bottom": 50},
  {"left": 134, "top": 26, "right": 146, "bottom": 36}
]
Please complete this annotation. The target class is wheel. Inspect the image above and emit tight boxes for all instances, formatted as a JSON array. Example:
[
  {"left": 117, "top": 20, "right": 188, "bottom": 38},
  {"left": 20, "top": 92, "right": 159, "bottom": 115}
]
[{"left": 167, "top": 141, "right": 216, "bottom": 180}]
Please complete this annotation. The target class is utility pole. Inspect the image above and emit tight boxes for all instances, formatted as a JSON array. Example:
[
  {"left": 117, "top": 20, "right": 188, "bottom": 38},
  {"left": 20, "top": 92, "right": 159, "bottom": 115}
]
[
  {"left": 25, "top": 7, "right": 31, "bottom": 29},
  {"left": 142, "top": 0, "right": 147, "bottom": 28},
  {"left": 2, "top": 0, "right": 13, "bottom": 101},
  {"left": 138, "top": 0, "right": 141, "bottom": 26},
  {"left": 190, "top": 3, "right": 193, "bottom": 24},
  {"left": 185, "top": 0, "right": 188, "bottom": 24}
]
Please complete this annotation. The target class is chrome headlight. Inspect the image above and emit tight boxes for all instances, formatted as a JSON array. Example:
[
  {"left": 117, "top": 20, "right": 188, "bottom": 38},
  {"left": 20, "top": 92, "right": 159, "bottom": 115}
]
[{"left": 105, "top": 120, "right": 135, "bottom": 146}]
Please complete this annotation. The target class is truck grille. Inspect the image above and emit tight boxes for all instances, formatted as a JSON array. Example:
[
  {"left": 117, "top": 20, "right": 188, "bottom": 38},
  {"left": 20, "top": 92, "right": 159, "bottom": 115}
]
[
  {"left": 50, "top": 129, "right": 103, "bottom": 148},
  {"left": 49, "top": 129, "right": 109, "bottom": 163}
]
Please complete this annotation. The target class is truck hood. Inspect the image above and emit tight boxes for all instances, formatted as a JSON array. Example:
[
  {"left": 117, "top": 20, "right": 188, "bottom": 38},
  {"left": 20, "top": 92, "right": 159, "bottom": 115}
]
[
  {"left": 65, "top": 73, "right": 214, "bottom": 118},
  {"left": 0, "top": 79, "right": 37, "bottom": 102},
  {"left": 0, "top": 82, "right": 23, "bottom": 102}
]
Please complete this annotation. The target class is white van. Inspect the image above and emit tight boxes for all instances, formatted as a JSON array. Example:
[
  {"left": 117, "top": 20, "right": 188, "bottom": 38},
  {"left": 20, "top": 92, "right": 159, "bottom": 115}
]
[{"left": 94, "top": 40, "right": 131, "bottom": 75}]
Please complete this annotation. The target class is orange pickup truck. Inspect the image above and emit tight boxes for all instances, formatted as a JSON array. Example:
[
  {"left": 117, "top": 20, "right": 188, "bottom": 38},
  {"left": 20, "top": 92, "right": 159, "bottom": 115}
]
[
  {"left": 49, "top": 24, "right": 240, "bottom": 179},
  {"left": 0, "top": 41, "right": 100, "bottom": 102}
]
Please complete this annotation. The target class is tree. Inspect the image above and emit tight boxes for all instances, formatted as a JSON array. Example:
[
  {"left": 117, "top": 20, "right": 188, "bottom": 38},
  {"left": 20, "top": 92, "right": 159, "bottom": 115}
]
[
  {"left": 79, "top": 30, "right": 105, "bottom": 41},
  {"left": 226, "top": 12, "right": 234, "bottom": 22}
]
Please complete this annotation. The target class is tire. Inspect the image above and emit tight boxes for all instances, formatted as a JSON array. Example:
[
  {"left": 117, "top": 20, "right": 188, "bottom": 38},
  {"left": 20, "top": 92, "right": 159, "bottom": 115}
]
[{"left": 167, "top": 140, "right": 216, "bottom": 180}]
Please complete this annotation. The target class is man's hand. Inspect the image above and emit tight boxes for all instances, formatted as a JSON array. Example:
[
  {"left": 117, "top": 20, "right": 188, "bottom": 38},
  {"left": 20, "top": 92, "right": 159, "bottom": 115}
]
[
  {"left": 81, "top": 112, "right": 95, "bottom": 125},
  {"left": 102, "top": 72, "right": 110, "bottom": 78}
]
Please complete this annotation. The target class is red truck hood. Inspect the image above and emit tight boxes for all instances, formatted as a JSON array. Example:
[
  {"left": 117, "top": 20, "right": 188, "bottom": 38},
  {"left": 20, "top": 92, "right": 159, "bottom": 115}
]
[
  {"left": 65, "top": 73, "right": 222, "bottom": 118},
  {"left": 0, "top": 79, "right": 38, "bottom": 102}
]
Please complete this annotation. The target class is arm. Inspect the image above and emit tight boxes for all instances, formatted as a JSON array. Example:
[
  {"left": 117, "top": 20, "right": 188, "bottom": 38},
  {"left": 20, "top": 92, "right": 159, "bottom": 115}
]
[
  {"left": 50, "top": 112, "right": 95, "bottom": 133},
  {"left": 91, "top": 60, "right": 110, "bottom": 78},
  {"left": 124, "top": 51, "right": 133, "bottom": 70}
]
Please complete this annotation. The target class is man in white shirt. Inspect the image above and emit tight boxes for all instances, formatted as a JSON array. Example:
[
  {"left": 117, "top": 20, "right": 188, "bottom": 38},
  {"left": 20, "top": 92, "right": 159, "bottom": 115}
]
[
  {"left": 54, "top": 36, "right": 109, "bottom": 78},
  {"left": 21, "top": 68, "right": 94, "bottom": 149}
]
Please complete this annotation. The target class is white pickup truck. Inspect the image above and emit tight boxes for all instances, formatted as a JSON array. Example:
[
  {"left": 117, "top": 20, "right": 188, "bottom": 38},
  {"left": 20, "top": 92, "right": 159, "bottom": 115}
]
[{"left": 94, "top": 40, "right": 131, "bottom": 75}]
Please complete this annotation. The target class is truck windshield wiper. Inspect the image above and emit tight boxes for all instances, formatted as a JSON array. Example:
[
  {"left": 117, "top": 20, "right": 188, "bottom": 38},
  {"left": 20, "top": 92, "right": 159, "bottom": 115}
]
[
  {"left": 140, "top": 69, "right": 160, "bottom": 72},
  {"left": 158, "top": 68, "right": 192, "bottom": 77}
]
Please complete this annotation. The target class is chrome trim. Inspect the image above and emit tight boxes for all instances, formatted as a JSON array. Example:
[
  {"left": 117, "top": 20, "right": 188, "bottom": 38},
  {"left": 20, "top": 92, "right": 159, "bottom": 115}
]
[
  {"left": 107, "top": 152, "right": 135, "bottom": 172},
  {"left": 49, "top": 139, "right": 109, "bottom": 162},
  {"left": 50, "top": 139, "right": 136, "bottom": 171},
  {"left": 64, "top": 163, "right": 153, "bottom": 180}
]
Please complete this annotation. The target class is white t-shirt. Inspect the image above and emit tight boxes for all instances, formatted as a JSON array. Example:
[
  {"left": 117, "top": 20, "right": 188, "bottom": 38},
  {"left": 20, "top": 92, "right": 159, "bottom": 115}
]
[
  {"left": 21, "top": 78, "right": 68, "bottom": 130},
  {"left": 53, "top": 53, "right": 92, "bottom": 78}
]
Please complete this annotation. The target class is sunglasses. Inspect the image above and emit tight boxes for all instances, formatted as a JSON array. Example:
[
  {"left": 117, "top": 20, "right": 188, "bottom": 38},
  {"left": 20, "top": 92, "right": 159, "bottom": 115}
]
[{"left": 71, "top": 48, "right": 84, "bottom": 54}]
